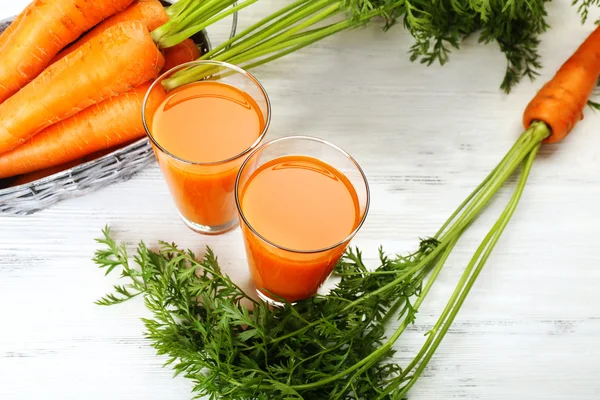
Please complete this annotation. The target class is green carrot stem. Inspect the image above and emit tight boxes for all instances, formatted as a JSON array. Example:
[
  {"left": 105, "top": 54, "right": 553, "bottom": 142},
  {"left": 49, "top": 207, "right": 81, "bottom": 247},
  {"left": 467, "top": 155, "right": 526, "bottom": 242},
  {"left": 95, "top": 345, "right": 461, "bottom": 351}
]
[
  {"left": 353, "top": 133, "right": 539, "bottom": 312},
  {"left": 376, "top": 137, "right": 543, "bottom": 399},
  {"left": 432, "top": 131, "right": 531, "bottom": 239},
  {"left": 220, "top": 0, "right": 394, "bottom": 66},
  {"left": 290, "top": 238, "right": 458, "bottom": 393},
  {"left": 396, "top": 140, "right": 542, "bottom": 398},
  {"left": 435, "top": 123, "right": 547, "bottom": 247},
  {"left": 268, "top": 122, "right": 548, "bottom": 394},
  {"left": 195, "top": 0, "right": 239, "bottom": 24},
  {"left": 163, "top": 0, "right": 407, "bottom": 88},
  {"left": 158, "top": 0, "right": 259, "bottom": 49},
  {"left": 230, "top": 5, "right": 394, "bottom": 71},
  {"left": 209, "top": 0, "right": 340, "bottom": 63},
  {"left": 165, "top": 0, "right": 196, "bottom": 19},
  {"left": 238, "top": 129, "right": 540, "bottom": 351},
  {"left": 200, "top": 0, "right": 314, "bottom": 60},
  {"left": 223, "top": 3, "right": 343, "bottom": 61},
  {"left": 211, "top": 0, "right": 326, "bottom": 57},
  {"left": 153, "top": 0, "right": 222, "bottom": 43},
  {"left": 163, "top": 0, "right": 340, "bottom": 87},
  {"left": 228, "top": 20, "right": 350, "bottom": 66}
]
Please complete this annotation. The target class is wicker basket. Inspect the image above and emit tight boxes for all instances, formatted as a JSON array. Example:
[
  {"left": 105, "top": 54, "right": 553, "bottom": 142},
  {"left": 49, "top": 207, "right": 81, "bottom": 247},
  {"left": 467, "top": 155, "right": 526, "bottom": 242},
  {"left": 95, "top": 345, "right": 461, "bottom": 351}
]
[{"left": 0, "top": 2, "right": 236, "bottom": 215}]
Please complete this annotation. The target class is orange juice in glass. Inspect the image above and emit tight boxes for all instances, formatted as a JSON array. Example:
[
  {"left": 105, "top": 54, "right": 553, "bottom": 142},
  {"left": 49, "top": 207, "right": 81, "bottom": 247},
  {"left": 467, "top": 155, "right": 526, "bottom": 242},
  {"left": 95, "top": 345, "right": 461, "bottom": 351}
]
[
  {"left": 235, "top": 136, "right": 370, "bottom": 304},
  {"left": 142, "top": 61, "right": 271, "bottom": 234}
]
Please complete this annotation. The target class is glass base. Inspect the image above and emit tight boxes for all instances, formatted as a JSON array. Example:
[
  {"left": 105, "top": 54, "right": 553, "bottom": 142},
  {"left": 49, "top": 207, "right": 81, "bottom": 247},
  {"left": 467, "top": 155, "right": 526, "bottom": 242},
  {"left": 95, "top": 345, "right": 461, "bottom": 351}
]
[
  {"left": 179, "top": 213, "right": 239, "bottom": 235},
  {"left": 256, "top": 289, "right": 297, "bottom": 307}
]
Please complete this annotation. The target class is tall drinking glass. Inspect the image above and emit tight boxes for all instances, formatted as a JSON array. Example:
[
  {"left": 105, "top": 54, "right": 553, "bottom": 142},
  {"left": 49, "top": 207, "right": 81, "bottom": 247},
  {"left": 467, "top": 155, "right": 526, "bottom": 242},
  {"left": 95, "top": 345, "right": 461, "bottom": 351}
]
[
  {"left": 235, "top": 136, "right": 370, "bottom": 304},
  {"left": 143, "top": 60, "right": 271, "bottom": 234}
]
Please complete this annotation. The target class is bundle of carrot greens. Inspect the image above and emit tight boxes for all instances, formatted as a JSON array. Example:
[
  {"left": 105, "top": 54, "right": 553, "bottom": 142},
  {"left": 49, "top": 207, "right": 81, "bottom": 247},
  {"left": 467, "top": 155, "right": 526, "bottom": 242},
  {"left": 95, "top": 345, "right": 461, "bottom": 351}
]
[
  {"left": 95, "top": 24, "right": 600, "bottom": 399},
  {"left": 165, "top": 0, "right": 600, "bottom": 92}
]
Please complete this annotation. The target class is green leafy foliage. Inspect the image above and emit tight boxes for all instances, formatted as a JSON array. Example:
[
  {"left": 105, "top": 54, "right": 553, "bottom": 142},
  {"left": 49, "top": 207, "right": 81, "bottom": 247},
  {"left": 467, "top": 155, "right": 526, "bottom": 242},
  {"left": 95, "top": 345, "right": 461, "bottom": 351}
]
[
  {"left": 94, "top": 125, "right": 553, "bottom": 399},
  {"left": 163, "top": 0, "right": 600, "bottom": 93},
  {"left": 95, "top": 227, "right": 441, "bottom": 399},
  {"left": 169, "top": 0, "right": 598, "bottom": 93},
  {"left": 573, "top": 0, "right": 600, "bottom": 23},
  {"left": 362, "top": 0, "right": 551, "bottom": 92}
]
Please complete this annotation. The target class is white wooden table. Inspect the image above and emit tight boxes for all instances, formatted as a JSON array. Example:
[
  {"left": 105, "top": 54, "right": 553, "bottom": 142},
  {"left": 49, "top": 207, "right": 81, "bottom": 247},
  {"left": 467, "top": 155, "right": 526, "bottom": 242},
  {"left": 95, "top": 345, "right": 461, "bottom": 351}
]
[{"left": 2, "top": 1, "right": 600, "bottom": 399}]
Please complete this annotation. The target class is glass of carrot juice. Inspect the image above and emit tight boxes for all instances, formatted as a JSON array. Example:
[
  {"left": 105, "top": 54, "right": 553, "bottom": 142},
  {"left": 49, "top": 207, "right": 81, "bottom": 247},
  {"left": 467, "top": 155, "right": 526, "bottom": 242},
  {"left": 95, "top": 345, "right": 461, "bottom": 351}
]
[
  {"left": 235, "top": 136, "right": 370, "bottom": 304},
  {"left": 142, "top": 60, "right": 271, "bottom": 234}
]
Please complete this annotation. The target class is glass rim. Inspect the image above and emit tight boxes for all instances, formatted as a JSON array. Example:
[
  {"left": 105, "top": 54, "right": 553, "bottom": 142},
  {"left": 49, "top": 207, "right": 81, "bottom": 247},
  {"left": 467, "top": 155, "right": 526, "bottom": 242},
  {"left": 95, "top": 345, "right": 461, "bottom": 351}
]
[
  {"left": 235, "top": 135, "right": 371, "bottom": 254},
  {"left": 142, "top": 60, "right": 272, "bottom": 166}
]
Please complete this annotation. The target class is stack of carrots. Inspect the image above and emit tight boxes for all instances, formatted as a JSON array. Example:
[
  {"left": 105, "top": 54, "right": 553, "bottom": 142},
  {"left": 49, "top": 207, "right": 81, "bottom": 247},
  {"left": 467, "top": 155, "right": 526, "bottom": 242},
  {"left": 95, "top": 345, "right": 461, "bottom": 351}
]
[{"left": 0, "top": 0, "right": 203, "bottom": 185}]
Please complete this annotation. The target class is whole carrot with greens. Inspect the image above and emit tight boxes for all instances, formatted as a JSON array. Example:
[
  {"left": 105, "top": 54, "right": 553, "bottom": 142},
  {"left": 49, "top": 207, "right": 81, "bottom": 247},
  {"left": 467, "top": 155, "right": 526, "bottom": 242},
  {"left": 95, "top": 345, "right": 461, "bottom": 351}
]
[
  {"left": 95, "top": 23, "right": 600, "bottom": 400},
  {"left": 0, "top": 0, "right": 134, "bottom": 104},
  {"left": 52, "top": 0, "right": 170, "bottom": 64},
  {"left": 0, "top": 82, "right": 166, "bottom": 179}
]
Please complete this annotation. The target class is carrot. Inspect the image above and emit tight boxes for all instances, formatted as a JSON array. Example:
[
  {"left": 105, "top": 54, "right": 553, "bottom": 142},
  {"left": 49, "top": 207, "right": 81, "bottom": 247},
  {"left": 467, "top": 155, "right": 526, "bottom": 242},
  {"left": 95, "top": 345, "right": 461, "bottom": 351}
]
[
  {"left": 0, "top": 83, "right": 166, "bottom": 179},
  {"left": 161, "top": 39, "right": 202, "bottom": 73},
  {"left": 0, "top": 4, "right": 31, "bottom": 51},
  {"left": 9, "top": 140, "right": 140, "bottom": 186},
  {"left": 52, "top": 0, "right": 169, "bottom": 65},
  {"left": 0, "top": 20, "right": 164, "bottom": 154},
  {"left": 0, "top": 0, "right": 135, "bottom": 104},
  {"left": 10, "top": 159, "right": 83, "bottom": 186},
  {"left": 523, "top": 25, "right": 600, "bottom": 143}
]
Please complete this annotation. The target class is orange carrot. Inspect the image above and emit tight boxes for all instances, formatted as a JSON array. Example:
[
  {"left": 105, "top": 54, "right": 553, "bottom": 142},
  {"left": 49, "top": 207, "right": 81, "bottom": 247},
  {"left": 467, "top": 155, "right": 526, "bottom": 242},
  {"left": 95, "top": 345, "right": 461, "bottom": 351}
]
[
  {"left": 0, "top": 20, "right": 164, "bottom": 154},
  {"left": 10, "top": 159, "right": 83, "bottom": 186},
  {"left": 52, "top": 0, "right": 169, "bottom": 64},
  {"left": 0, "top": 0, "right": 134, "bottom": 104},
  {"left": 523, "top": 25, "right": 600, "bottom": 143},
  {"left": 0, "top": 82, "right": 166, "bottom": 179},
  {"left": 9, "top": 140, "right": 140, "bottom": 186},
  {"left": 161, "top": 39, "right": 202, "bottom": 73},
  {"left": 0, "top": 4, "right": 31, "bottom": 51}
]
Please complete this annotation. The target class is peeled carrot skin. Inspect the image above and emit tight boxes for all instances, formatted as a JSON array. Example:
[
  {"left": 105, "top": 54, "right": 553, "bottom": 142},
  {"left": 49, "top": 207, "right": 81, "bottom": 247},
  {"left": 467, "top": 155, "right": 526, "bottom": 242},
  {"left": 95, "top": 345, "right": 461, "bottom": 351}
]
[
  {"left": 0, "top": 20, "right": 164, "bottom": 154},
  {"left": 52, "top": 0, "right": 169, "bottom": 64},
  {"left": 161, "top": 39, "right": 202, "bottom": 73},
  {"left": 523, "top": 26, "right": 600, "bottom": 143},
  {"left": 0, "top": 82, "right": 166, "bottom": 179},
  {"left": 0, "top": 0, "right": 135, "bottom": 103}
]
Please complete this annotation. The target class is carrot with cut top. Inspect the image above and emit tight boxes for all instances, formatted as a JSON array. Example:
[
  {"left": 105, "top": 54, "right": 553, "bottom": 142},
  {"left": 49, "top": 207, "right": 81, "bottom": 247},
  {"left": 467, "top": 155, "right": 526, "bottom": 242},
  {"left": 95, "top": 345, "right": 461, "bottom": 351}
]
[
  {"left": 0, "top": 20, "right": 164, "bottom": 154},
  {"left": 523, "top": 25, "right": 600, "bottom": 143},
  {"left": 0, "top": 0, "right": 135, "bottom": 104},
  {"left": 0, "top": 82, "right": 166, "bottom": 179},
  {"left": 161, "top": 39, "right": 202, "bottom": 72},
  {"left": 52, "top": 0, "right": 169, "bottom": 64}
]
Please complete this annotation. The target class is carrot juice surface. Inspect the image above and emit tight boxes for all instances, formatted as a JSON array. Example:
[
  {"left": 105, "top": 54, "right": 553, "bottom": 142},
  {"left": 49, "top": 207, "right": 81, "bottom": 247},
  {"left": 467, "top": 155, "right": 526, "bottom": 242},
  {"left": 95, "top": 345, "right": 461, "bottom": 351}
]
[
  {"left": 150, "top": 81, "right": 265, "bottom": 229},
  {"left": 239, "top": 155, "right": 361, "bottom": 302},
  {"left": 152, "top": 81, "right": 264, "bottom": 162}
]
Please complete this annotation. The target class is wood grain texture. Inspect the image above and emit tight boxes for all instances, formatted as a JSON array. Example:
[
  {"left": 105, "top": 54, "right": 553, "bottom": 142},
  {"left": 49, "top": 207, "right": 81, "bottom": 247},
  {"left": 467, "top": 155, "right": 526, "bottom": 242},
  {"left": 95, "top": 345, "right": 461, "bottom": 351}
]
[{"left": 2, "top": 1, "right": 600, "bottom": 399}]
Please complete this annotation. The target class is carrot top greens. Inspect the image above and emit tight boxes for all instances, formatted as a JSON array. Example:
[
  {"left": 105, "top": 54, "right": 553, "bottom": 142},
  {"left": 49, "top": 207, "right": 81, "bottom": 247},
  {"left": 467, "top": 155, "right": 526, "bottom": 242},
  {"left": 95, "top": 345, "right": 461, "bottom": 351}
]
[
  {"left": 92, "top": 3, "right": 600, "bottom": 397},
  {"left": 95, "top": 122, "right": 550, "bottom": 399},
  {"left": 161, "top": 0, "right": 600, "bottom": 92}
]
